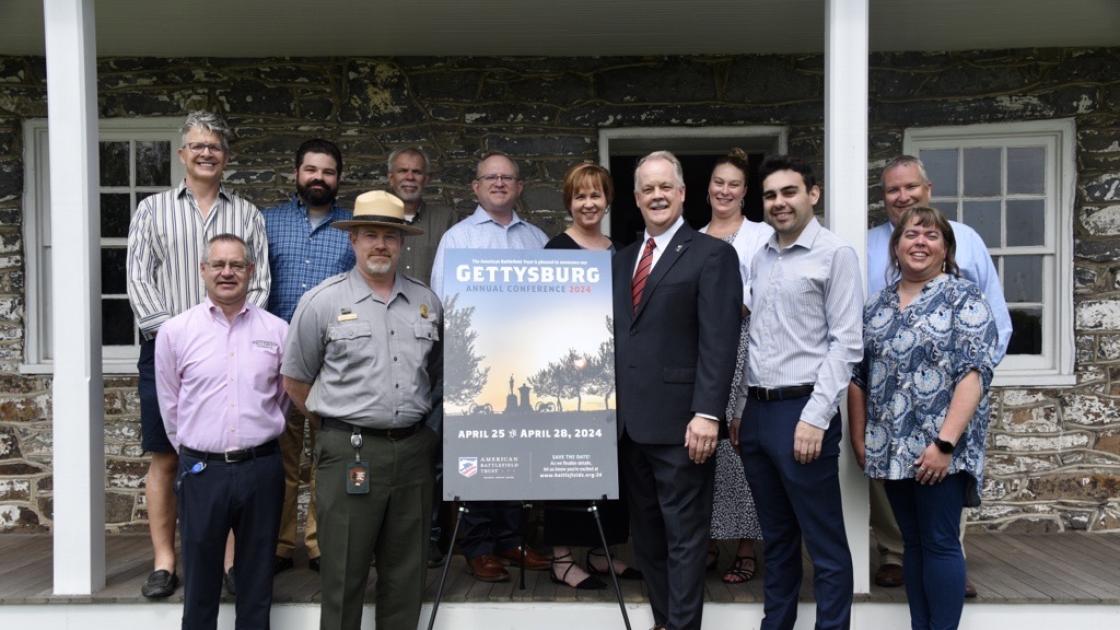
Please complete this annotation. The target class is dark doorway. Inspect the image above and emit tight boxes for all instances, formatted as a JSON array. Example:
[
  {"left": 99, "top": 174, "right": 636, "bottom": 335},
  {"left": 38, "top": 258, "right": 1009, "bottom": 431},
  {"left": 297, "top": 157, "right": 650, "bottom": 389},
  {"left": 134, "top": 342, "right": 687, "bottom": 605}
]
[{"left": 609, "top": 152, "right": 766, "bottom": 248}]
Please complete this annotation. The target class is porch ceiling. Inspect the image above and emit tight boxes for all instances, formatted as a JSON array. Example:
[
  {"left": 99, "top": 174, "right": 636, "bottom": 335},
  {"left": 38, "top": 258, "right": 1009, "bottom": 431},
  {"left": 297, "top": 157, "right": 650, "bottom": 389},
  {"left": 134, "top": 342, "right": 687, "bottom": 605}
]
[{"left": 2, "top": 0, "right": 1118, "bottom": 57}]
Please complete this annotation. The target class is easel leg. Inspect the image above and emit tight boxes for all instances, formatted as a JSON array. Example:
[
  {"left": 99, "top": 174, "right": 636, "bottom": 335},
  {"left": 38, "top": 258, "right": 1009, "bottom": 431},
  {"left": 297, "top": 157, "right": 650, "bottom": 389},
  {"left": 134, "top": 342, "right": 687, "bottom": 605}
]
[
  {"left": 426, "top": 501, "right": 468, "bottom": 630},
  {"left": 590, "top": 501, "right": 632, "bottom": 630}
]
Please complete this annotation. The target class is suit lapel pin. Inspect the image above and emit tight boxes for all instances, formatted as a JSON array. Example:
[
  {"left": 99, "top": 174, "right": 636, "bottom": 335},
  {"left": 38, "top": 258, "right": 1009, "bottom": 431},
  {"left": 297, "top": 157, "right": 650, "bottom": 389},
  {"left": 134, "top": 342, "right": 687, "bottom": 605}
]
[{"left": 675, "top": 244, "right": 683, "bottom": 252}]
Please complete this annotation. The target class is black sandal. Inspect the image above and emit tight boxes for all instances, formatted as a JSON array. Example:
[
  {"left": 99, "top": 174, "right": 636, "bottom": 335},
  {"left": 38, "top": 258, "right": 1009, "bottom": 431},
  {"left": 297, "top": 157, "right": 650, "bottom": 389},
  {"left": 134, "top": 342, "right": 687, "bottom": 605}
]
[
  {"left": 721, "top": 554, "right": 757, "bottom": 584},
  {"left": 586, "top": 547, "right": 643, "bottom": 580},
  {"left": 551, "top": 551, "right": 606, "bottom": 590}
]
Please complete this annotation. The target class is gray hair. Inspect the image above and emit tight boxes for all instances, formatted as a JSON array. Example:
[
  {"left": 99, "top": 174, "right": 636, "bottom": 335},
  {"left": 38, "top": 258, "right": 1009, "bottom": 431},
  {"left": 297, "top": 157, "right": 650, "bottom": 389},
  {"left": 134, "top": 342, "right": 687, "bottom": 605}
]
[
  {"left": 476, "top": 151, "right": 520, "bottom": 178},
  {"left": 204, "top": 233, "right": 253, "bottom": 266},
  {"left": 387, "top": 146, "right": 431, "bottom": 174},
  {"left": 633, "top": 150, "right": 685, "bottom": 192},
  {"left": 180, "top": 110, "right": 233, "bottom": 154},
  {"left": 881, "top": 155, "right": 930, "bottom": 186}
]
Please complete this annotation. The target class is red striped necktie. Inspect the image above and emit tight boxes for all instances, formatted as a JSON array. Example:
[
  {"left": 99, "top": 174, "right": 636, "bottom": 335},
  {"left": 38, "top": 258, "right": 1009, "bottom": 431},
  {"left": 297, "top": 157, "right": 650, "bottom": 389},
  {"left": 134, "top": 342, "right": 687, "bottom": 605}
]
[{"left": 631, "top": 237, "right": 656, "bottom": 313}]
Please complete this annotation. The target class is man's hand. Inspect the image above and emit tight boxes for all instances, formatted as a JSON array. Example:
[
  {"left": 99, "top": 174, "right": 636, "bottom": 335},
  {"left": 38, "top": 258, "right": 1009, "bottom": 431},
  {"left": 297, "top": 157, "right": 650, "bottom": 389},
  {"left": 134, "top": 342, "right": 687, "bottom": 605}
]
[
  {"left": 684, "top": 415, "right": 719, "bottom": 464},
  {"left": 793, "top": 421, "right": 825, "bottom": 464},
  {"left": 729, "top": 417, "right": 741, "bottom": 449}
]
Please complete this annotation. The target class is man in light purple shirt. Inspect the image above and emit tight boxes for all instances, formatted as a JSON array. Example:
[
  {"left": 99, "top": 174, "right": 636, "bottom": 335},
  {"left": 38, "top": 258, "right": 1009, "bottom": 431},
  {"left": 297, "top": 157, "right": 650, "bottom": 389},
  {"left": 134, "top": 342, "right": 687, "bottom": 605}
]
[{"left": 155, "top": 234, "right": 288, "bottom": 630}]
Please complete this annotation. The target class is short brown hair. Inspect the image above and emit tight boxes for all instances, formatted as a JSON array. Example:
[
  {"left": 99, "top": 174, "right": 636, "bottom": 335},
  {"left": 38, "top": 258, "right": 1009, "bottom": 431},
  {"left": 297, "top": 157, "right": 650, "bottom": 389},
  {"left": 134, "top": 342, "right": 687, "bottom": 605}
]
[
  {"left": 888, "top": 206, "right": 959, "bottom": 278},
  {"left": 561, "top": 162, "right": 614, "bottom": 212}
]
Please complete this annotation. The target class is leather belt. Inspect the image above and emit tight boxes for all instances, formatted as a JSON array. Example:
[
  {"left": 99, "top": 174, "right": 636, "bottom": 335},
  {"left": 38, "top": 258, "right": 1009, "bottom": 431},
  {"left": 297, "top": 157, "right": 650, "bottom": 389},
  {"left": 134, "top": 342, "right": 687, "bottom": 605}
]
[
  {"left": 180, "top": 439, "right": 278, "bottom": 463},
  {"left": 746, "top": 385, "right": 814, "bottom": 401},
  {"left": 321, "top": 417, "right": 422, "bottom": 440}
]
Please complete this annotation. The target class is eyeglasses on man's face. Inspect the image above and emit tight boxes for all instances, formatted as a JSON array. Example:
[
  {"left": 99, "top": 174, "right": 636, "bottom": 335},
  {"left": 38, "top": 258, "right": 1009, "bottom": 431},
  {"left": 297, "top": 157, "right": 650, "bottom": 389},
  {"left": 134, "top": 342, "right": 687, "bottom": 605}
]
[
  {"left": 205, "top": 260, "right": 249, "bottom": 272},
  {"left": 476, "top": 174, "right": 518, "bottom": 184},
  {"left": 184, "top": 142, "right": 226, "bottom": 155}
]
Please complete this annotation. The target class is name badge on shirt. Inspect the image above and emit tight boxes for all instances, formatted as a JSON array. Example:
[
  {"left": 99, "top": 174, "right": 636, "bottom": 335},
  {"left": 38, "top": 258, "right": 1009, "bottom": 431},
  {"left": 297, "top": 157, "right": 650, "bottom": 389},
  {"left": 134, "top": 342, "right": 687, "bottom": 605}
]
[{"left": 337, "top": 308, "right": 358, "bottom": 322}]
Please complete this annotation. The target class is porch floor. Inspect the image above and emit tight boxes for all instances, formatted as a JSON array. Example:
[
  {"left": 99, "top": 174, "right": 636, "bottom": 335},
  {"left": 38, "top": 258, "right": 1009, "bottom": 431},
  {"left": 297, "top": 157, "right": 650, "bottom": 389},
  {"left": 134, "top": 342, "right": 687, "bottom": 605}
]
[{"left": 2, "top": 532, "right": 1119, "bottom": 606}]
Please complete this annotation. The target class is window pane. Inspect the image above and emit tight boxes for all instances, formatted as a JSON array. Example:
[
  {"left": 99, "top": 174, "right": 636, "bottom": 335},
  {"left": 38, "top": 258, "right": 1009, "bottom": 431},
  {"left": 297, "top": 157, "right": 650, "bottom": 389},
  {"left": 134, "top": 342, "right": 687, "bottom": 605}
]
[
  {"left": 1006, "top": 199, "right": 1045, "bottom": 247},
  {"left": 1007, "top": 308, "right": 1042, "bottom": 355},
  {"left": 1007, "top": 146, "right": 1045, "bottom": 195},
  {"left": 919, "top": 149, "right": 958, "bottom": 196},
  {"left": 931, "top": 200, "right": 958, "bottom": 221},
  {"left": 1003, "top": 255, "right": 1043, "bottom": 303},
  {"left": 99, "top": 141, "right": 130, "bottom": 187},
  {"left": 100, "top": 193, "right": 132, "bottom": 238},
  {"left": 136, "top": 141, "right": 172, "bottom": 187},
  {"left": 101, "top": 247, "right": 128, "bottom": 295},
  {"left": 962, "top": 200, "right": 1001, "bottom": 246},
  {"left": 963, "top": 147, "right": 1002, "bottom": 196},
  {"left": 102, "top": 298, "right": 135, "bottom": 346}
]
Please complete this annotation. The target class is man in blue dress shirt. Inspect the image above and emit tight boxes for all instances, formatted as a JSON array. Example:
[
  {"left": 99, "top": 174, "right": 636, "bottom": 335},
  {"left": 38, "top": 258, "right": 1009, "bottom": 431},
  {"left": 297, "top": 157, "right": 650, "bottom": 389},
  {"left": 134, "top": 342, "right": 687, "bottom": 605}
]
[
  {"left": 862, "top": 154, "right": 1011, "bottom": 597},
  {"left": 264, "top": 138, "right": 355, "bottom": 574},
  {"left": 430, "top": 152, "right": 550, "bottom": 583}
]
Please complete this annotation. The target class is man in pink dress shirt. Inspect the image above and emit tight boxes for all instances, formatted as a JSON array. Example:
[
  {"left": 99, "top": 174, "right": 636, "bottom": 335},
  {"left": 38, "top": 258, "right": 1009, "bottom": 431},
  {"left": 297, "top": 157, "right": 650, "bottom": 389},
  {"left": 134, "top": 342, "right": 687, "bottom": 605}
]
[{"left": 155, "top": 234, "right": 289, "bottom": 630}]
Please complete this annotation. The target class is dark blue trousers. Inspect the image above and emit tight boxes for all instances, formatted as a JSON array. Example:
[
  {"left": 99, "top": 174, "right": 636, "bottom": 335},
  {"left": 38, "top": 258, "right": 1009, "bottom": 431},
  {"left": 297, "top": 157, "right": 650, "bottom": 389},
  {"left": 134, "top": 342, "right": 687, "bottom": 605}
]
[
  {"left": 177, "top": 447, "right": 283, "bottom": 630},
  {"left": 739, "top": 397, "right": 853, "bottom": 630},
  {"left": 458, "top": 502, "right": 523, "bottom": 559},
  {"left": 884, "top": 473, "right": 968, "bottom": 630}
]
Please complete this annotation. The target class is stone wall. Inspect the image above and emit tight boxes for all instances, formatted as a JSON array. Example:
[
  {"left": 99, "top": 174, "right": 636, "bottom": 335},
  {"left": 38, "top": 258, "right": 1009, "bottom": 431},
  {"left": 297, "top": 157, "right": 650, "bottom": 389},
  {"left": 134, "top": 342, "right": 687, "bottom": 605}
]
[{"left": 0, "top": 49, "right": 1117, "bottom": 532}]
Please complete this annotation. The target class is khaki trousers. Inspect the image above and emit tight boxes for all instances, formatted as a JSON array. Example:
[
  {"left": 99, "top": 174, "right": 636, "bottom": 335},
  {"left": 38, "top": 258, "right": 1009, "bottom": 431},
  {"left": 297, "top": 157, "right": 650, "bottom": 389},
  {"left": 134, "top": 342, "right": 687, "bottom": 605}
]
[
  {"left": 870, "top": 478, "right": 967, "bottom": 565},
  {"left": 276, "top": 408, "right": 319, "bottom": 559}
]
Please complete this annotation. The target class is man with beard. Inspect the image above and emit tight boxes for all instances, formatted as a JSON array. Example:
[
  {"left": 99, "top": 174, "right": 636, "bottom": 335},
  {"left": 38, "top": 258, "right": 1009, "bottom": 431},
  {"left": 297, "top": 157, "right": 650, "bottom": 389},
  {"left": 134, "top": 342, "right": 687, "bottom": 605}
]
[
  {"left": 283, "top": 190, "right": 442, "bottom": 630},
  {"left": 264, "top": 138, "right": 355, "bottom": 574},
  {"left": 387, "top": 147, "right": 456, "bottom": 285}
]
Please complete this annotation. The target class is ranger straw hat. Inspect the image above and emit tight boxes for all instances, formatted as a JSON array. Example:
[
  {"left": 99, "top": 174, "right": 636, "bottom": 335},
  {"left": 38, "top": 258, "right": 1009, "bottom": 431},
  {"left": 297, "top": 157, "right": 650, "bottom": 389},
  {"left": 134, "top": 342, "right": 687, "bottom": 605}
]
[{"left": 332, "top": 190, "right": 423, "bottom": 235}]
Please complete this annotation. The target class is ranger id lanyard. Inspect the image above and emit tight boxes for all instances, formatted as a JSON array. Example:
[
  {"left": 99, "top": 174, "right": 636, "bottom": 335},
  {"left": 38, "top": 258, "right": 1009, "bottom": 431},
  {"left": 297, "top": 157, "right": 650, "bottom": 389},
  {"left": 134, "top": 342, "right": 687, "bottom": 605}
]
[{"left": 347, "top": 428, "right": 370, "bottom": 495}]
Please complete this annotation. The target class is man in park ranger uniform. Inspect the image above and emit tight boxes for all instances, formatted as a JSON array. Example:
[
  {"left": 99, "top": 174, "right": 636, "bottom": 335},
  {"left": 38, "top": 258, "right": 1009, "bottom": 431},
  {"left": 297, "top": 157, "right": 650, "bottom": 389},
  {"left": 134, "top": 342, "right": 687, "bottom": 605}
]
[{"left": 282, "top": 190, "right": 442, "bottom": 630}]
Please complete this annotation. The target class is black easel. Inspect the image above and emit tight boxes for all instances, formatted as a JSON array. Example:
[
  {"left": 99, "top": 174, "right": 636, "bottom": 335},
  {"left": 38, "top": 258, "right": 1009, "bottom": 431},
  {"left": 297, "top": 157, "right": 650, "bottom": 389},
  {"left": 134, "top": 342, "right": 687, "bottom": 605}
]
[{"left": 425, "top": 497, "right": 632, "bottom": 630}]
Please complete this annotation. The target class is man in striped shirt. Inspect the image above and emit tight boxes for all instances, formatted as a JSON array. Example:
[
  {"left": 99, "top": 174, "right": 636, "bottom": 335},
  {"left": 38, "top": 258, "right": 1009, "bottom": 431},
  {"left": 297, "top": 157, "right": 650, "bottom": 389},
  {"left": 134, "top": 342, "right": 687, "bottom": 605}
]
[{"left": 126, "top": 110, "right": 270, "bottom": 599}]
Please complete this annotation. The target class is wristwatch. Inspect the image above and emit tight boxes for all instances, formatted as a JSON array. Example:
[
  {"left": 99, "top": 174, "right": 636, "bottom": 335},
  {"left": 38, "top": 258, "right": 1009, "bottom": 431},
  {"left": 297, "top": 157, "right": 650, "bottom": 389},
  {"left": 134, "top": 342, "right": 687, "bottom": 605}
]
[{"left": 932, "top": 437, "right": 956, "bottom": 454}]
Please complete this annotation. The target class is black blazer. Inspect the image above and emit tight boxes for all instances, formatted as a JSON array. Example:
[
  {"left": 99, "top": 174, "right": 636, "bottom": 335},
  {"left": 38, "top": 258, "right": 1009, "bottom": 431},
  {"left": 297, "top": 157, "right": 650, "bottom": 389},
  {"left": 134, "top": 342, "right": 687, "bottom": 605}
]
[{"left": 612, "top": 223, "right": 742, "bottom": 445}]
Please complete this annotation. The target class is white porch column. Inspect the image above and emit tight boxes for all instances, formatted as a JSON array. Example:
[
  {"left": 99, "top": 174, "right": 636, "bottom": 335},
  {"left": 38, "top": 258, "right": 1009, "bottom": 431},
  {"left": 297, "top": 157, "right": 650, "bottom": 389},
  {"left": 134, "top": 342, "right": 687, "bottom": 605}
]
[
  {"left": 824, "top": 0, "right": 870, "bottom": 594},
  {"left": 44, "top": 0, "right": 105, "bottom": 595}
]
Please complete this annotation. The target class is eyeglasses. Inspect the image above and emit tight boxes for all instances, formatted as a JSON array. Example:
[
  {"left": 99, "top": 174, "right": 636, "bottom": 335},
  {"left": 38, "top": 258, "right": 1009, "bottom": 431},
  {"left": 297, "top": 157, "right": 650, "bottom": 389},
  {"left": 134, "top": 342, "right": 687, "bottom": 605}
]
[
  {"left": 184, "top": 142, "right": 226, "bottom": 155},
  {"left": 205, "top": 260, "right": 249, "bottom": 272},
  {"left": 476, "top": 174, "right": 518, "bottom": 184}
]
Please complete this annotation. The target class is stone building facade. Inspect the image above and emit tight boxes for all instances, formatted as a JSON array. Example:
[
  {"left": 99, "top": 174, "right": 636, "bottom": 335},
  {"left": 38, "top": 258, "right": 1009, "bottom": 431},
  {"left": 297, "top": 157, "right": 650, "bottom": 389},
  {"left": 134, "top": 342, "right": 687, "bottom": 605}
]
[{"left": 0, "top": 49, "right": 1118, "bottom": 533}]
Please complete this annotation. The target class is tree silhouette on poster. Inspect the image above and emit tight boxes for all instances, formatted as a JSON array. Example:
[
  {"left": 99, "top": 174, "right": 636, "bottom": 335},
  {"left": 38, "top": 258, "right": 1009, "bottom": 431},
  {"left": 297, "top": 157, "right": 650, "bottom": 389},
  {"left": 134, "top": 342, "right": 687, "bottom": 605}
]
[
  {"left": 443, "top": 294, "right": 489, "bottom": 409},
  {"left": 585, "top": 316, "right": 615, "bottom": 410}
]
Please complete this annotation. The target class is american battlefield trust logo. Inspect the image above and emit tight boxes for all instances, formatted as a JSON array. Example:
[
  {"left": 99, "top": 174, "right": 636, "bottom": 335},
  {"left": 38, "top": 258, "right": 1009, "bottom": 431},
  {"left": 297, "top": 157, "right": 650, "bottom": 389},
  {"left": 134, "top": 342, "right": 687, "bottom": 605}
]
[{"left": 458, "top": 457, "right": 478, "bottom": 478}]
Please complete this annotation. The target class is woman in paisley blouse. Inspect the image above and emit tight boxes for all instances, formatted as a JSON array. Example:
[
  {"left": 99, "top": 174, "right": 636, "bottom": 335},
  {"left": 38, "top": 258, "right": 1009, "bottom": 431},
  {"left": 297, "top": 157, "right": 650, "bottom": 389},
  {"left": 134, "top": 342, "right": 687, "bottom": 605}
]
[{"left": 848, "top": 206, "right": 998, "bottom": 630}]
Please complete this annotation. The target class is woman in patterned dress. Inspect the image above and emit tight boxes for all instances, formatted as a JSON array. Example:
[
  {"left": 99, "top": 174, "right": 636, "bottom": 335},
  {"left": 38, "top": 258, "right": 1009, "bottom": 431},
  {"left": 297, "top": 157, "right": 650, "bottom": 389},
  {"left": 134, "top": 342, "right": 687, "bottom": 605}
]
[
  {"left": 700, "top": 148, "right": 772, "bottom": 583},
  {"left": 849, "top": 206, "right": 998, "bottom": 630}
]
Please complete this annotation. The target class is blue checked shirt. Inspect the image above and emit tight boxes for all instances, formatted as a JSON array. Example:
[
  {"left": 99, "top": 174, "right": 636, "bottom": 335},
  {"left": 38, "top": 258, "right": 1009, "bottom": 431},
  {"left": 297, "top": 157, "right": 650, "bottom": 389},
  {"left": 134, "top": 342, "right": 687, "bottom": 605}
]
[{"left": 263, "top": 195, "right": 356, "bottom": 322}]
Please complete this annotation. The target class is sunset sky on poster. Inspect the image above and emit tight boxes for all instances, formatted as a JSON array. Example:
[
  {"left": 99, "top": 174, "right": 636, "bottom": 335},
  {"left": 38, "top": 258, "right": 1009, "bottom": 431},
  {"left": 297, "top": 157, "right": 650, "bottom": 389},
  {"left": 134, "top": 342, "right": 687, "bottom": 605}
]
[{"left": 441, "top": 249, "right": 614, "bottom": 414}]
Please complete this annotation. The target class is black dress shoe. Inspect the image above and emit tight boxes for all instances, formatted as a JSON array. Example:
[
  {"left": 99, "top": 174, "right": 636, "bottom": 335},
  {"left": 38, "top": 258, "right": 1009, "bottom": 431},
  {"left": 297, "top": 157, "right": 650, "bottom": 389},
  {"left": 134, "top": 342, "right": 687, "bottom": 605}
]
[
  {"left": 223, "top": 567, "right": 235, "bottom": 595},
  {"left": 308, "top": 556, "right": 320, "bottom": 572},
  {"left": 141, "top": 569, "right": 179, "bottom": 598},
  {"left": 427, "top": 541, "right": 445, "bottom": 568},
  {"left": 274, "top": 556, "right": 294, "bottom": 575}
]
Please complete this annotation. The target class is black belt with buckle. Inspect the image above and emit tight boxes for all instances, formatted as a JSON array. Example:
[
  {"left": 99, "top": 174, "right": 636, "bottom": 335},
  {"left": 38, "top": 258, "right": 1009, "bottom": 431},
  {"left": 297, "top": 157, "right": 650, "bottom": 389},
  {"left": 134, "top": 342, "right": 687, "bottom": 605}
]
[
  {"left": 180, "top": 439, "right": 279, "bottom": 463},
  {"left": 747, "top": 385, "right": 814, "bottom": 401},
  {"left": 321, "top": 417, "right": 421, "bottom": 440}
]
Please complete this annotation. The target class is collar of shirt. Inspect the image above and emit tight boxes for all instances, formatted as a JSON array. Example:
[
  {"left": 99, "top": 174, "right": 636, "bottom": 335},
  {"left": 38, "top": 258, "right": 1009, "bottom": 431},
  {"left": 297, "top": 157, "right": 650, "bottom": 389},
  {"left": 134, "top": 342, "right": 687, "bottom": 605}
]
[
  {"left": 175, "top": 179, "right": 232, "bottom": 204},
  {"left": 405, "top": 199, "right": 428, "bottom": 224},
  {"left": 343, "top": 267, "right": 409, "bottom": 307},
  {"left": 203, "top": 296, "right": 250, "bottom": 325},
  {"left": 764, "top": 216, "right": 823, "bottom": 254},
  {"left": 466, "top": 204, "right": 528, "bottom": 230},
  {"left": 638, "top": 215, "right": 685, "bottom": 273}
]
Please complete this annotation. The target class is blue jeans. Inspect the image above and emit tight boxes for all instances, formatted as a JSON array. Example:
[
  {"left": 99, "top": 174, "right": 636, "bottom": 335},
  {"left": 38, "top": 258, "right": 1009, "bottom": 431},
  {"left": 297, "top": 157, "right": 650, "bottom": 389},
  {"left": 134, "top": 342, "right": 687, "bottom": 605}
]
[{"left": 884, "top": 473, "right": 968, "bottom": 630}]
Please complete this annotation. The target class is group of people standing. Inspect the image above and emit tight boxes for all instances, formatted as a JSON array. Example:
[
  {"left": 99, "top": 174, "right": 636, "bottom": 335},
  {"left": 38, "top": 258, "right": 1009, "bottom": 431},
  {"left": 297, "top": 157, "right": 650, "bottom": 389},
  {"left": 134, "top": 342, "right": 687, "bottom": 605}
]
[{"left": 126, "top": 110, "right": 1008, "bottom": 630}]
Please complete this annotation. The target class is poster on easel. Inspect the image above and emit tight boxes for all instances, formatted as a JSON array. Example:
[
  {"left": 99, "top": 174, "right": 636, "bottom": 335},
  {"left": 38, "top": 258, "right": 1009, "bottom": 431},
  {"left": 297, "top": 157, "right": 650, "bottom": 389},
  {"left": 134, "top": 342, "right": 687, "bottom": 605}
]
[{"left": 440, "top": 248, "right": 617, "bottom": 501}]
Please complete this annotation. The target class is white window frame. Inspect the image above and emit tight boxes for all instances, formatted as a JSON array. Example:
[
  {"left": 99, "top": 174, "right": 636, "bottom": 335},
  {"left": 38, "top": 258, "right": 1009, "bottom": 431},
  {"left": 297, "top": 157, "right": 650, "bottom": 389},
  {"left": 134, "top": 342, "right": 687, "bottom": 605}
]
[
  {"left": 21, "top": 117, "right": 185, "bottom": 374},
  {"left": 904, "top": 119, "right": 1077, "bottom": 387}
]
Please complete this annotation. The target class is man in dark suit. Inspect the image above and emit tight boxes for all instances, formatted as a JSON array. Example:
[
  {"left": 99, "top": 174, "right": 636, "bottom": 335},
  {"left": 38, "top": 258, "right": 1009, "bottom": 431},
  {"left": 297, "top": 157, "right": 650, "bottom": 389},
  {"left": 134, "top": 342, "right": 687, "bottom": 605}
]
[{"left": 613, "top": 150, "right": 742, "bottom": 630}]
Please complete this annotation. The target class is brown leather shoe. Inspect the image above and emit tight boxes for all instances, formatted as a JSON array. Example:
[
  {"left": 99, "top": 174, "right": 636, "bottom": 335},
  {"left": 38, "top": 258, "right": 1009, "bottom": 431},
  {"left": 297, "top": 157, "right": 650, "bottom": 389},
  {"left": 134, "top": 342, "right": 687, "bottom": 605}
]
[
  {"left": 496, "top": 546, "right": 551, "bottom": 571},
  {"left": 466, "top": 554, "right": 510, "bottom": 582},
  {"left": 874, "top": 563, "right": 904, "bottom": 587},
  {"left": 964, "top": 576, "right": 977, "bottom": 599}
]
